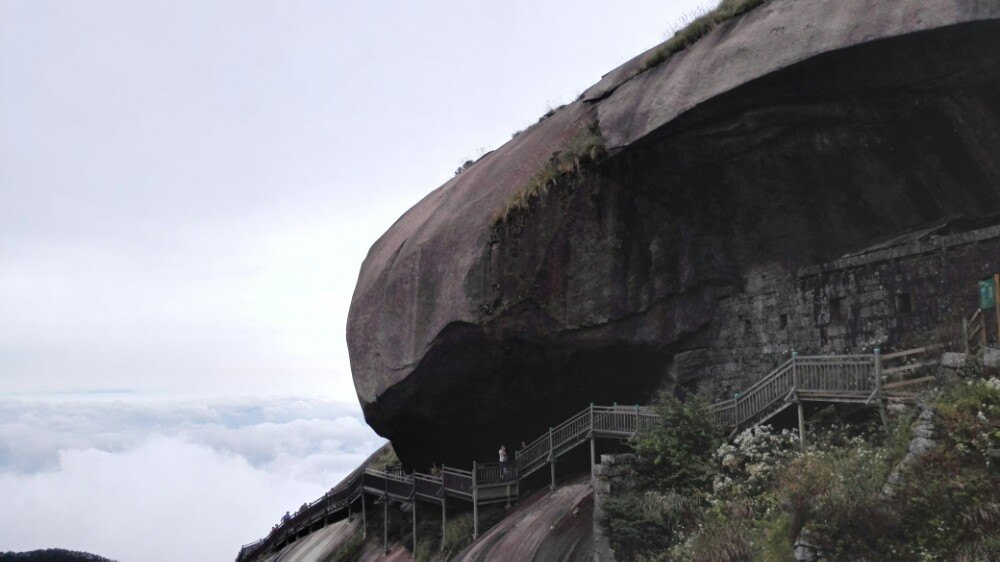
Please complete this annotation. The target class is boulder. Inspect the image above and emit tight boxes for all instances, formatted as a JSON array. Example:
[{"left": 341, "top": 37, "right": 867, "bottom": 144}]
[
  {"left": 940, "top": 352, "right": 967, "bottom": 369},
  {"left": 347, "top": 0, "right": 1000, "bottom": 467},
  {"left": 982, "top": 347, "right": 1000, "bottom": 368}
]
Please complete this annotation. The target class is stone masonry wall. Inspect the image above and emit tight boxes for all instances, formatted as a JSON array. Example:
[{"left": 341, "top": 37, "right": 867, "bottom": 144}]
[
  {"left": 592, "top": 454, "right": 636, "bottom": 562},
  {"left": 689, "top": 224, "right": 1000, "bottom": 398}
]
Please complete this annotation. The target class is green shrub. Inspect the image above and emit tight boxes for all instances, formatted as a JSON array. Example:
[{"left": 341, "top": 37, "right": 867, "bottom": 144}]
[
  {"left": 440, "top": 513, "right": 474, "bottom": 555},
  {"left": 413, "top": 537, "right": 437, "bottom": 562},
  {"left": 326, "top": 528, "right": 363, "bottom": 562},
  {"left": 603, "top": 490, "right": 702, "bottom": 559},
  {"left": 601, "top": 393, "right": 723, "bottom": 558},
  {"left": 768, "top": 441, "right": 893, "bottom": 558},
  {"left": 601, "top": 376, "right": 999, "bottom": 559},
  {"left": 935, "top": 378, "right": 1000, "bottom": 460},
  {"left": 749, "top": 512, "right": 796, "bottom": 562},
  {"left": 676, "top": 501, "right": 755, "bottom": 562},
  {"left": 885, "top": 447, "right": 999, "bottom": 559},
  {"left": 630, "top": 393, "right": 723, "bottom": 494}
]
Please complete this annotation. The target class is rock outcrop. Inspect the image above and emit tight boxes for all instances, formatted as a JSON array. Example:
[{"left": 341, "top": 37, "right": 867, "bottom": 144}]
[
  {"left": 882, "top": 404, "right": 941, "bottom": 497},
  {"left": 347, "top": 0, "right": 1000, "bottom": 468},
  {"left": 456, "top": 477, "right": 594, "bottom": 562}
]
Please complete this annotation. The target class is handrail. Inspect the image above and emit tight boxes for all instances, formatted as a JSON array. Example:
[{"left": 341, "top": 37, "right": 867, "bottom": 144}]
[
  {"left": 710, "top": 352, "right": 893, "bottom": 431},
  {"left": 738, "top": 358, "right": 793, "bottom": 398}
]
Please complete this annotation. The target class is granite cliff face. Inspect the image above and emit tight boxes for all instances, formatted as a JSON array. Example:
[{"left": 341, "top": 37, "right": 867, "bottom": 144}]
[{"left": 347, "top": 0, "right": 1000, "bottom": 468}]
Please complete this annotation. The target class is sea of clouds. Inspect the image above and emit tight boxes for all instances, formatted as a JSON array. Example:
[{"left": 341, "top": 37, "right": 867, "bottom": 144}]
[{"left": 0, "top": 395, "right": 384, "bottom": 562}]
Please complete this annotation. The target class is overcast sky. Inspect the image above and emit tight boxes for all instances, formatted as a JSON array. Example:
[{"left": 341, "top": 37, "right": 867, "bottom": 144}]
[{"left": 1, "top": 0, "right": 709, "bottom": 559}]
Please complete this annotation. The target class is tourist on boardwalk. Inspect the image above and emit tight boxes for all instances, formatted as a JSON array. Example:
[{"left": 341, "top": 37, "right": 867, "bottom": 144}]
[
  {"left": 281, "top": 511, "right": 291, "bottom": 523},
  {"left": 499, "top": 445, "right": 508, "bottom": 479}
]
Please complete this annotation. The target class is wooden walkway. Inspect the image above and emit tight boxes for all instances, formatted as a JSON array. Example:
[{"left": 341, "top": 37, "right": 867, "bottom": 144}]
[
  {"left": 236, "top": 348, "right": 934, "bottom": 562},
  {"left": 235, "top": 404, "right": 658, "bottom": 561}
]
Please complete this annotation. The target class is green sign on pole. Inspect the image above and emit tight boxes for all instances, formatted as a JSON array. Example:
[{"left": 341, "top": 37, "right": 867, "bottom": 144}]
[{"left": 979, "top": 278, "right": 996, "bottom": 310}]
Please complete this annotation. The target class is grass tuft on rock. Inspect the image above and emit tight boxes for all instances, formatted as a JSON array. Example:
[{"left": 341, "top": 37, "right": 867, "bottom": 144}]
[
  {"left": 493, "top": 120, "right": 606, "bottom": 225},
  {"left": 640, "top": 0, "right": 767, "bottom": 72}
]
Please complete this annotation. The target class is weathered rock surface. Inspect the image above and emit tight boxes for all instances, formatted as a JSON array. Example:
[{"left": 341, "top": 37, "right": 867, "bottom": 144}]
[
  {"left": 982, "top": 346, "right": 1000, "bottom": 368},
  {"left": 347, "top": 0, "right": 1000, "bottom": 467},
  {"left": 940, "top": 352, "right": 967, "bottom": 369},
  {"left": 261, "top": 518, "right": 361, "bottom": 562},
  {"left": 456, "top": 476, "right": 594, "bottom": 562},
  {"left": 592, "top": 454, "right": 637, "bottom": 561},
  {"left": 882, "top": 404, "right": 940, "bottom": 496}
]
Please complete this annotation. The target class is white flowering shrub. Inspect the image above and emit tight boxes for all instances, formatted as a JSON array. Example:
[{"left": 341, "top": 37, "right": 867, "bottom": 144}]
[{"left": 711, "top": 424, "right": 799, "bottom": 506}]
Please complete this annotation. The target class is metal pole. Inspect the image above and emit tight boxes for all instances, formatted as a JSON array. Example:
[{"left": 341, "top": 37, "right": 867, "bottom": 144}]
[
  {"left": 440, "top": 497, "right": 446, "bottom": 552},
  {"left": 549, "top": 427, "right": 556, "bottom": 490},
  {"left": 793, "top": 352, "right": 805, "bottom": 446},
  {"left": 590, "top": 436, "right": 596, "bottom": 490},
  {"left": 797, "top": 401, "right": 806, "bottom": 446},
  {"left": 792, "top": 351, "right": 799, "bottom": 392},
  {"left": 590, "top": 402, "right": 597, "bottom": 490},
  {"left": 472, "top": 461, "right": 479, "bottom": 540},
  {"left": 362, "top": 492, "right": 367, "bottom": 539},
  {"left": 383, "top": 499, "right": 388, "bottom": 554},
  {"left": 589, "top": 402, "right": 594, "bottom": 430},
  {"left": 412, "top": 500, "right": 417, "bottom": 555},
  {"left": 994, "top": 274, "right": 1000, "bottom": 346}
]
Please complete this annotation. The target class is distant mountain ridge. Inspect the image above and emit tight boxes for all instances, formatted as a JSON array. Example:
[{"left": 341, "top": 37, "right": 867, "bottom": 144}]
[{"left": 0, "top": 549, "right": 116, "bottom": 562}]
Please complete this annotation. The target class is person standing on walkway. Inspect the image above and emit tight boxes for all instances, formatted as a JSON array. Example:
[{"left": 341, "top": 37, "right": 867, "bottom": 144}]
[{"left": 499, "top": 445, "right": 508, "bottom": 479}]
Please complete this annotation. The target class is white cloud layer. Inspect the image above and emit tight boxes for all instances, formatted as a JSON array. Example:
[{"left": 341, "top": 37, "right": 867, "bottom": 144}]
[{"left": 0, "top": 396, "right": 384, "bottom": 561}]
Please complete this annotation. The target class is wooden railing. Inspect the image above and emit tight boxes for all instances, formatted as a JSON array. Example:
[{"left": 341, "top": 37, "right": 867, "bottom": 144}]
[
  {"left": 710, "top": 352, "right": 885, "bottom": 431},
  {"left": 965, "top": 308, "right": 987, "bottom": 353}
]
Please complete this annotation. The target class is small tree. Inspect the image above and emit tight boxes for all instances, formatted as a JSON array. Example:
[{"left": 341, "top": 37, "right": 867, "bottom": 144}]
[
  {"left": 601, "top": 392, "right": 724, "bottom": 558},
  {"left": 631, "top": 393, "right": 723, "bottom": 493}
]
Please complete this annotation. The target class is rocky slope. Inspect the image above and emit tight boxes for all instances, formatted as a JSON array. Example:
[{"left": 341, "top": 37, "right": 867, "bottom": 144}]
[
  {"left": 347, "top": 0, "right": 1000, "bottom": 468},
  {"left": 263, "top": 477, "right": 595, "bottom": 562}
]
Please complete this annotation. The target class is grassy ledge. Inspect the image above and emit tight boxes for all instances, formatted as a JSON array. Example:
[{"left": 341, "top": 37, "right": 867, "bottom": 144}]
[
  {"left": 639, "top": 0, "right": 767, "bottom": 73},
  {"left": 493, "top": 120, "right": 606, "bottom": 225}
]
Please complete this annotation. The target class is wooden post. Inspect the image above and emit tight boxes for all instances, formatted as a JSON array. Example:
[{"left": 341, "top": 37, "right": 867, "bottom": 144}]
[
  {"left": 440, "top": 497, "right": 446, "bottom": 552},
  {"left": 792, "top": 351, "right": 799, "bottom": 392},
  {"left": 362, "top": 493, "right": 367, "bottom": 539},
  {"left": 549, "top": 427, "right": 556, "bottom": 491},
  {"left": 472, "top": 461, "right": 479, "bottom": 540},
  {"left": 994, "top": 274, "right": 1000, "bottom": 346}
]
